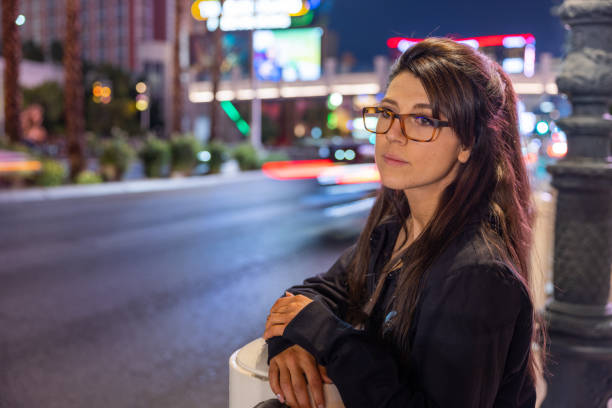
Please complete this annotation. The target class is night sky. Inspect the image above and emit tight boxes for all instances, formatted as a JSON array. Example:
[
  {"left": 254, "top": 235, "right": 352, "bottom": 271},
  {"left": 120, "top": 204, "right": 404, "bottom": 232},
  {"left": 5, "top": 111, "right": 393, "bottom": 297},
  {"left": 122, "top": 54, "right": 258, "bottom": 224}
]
[{"left": 326, "top": 0, "right": 567, "bottom": 66}]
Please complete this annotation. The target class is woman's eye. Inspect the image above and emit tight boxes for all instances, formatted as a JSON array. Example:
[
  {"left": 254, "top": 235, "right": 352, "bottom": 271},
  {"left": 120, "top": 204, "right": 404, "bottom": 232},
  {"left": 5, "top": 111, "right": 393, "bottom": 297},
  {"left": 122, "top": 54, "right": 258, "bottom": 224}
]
[
  {"left": 381, "top": 109, "right": 392, "bottom": 119},
  {"left": 414, "top": 116, "right": 434, "bottom": 126}
]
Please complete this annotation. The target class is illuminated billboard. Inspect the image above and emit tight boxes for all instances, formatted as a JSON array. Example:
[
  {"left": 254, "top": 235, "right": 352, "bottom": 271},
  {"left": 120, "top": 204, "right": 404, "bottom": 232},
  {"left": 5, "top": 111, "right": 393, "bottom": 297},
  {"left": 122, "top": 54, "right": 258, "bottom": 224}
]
[{"left": 253, "top": 27, "right": 323, "bottom": 82}]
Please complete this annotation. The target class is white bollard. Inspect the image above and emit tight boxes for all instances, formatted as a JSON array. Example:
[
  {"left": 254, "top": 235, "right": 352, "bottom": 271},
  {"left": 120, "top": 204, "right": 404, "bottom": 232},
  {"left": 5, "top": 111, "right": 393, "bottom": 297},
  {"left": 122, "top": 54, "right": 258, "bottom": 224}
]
[{"left": 229, "top": 338, "right": 345, "bottom": 408}]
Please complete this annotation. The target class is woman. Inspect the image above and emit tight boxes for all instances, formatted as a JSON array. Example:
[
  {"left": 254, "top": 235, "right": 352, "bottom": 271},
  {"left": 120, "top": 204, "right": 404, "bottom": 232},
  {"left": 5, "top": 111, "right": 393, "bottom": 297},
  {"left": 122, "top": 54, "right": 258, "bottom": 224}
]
[{"left": 262, "top": 37, "right": 545, "bottom": 408}]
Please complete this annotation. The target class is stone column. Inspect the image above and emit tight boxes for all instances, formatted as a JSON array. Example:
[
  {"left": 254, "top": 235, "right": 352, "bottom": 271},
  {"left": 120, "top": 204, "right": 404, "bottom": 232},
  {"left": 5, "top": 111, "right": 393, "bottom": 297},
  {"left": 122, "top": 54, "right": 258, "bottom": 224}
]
[{"left": 542, "top": 1, "right": 612, "bottom": 407}]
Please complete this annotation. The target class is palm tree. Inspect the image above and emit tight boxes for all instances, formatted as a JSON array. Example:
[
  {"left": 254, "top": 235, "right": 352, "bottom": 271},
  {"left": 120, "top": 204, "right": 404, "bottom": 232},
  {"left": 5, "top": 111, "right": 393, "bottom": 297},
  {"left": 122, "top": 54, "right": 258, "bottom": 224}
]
[
  {"left": 1, "top": 0, "right": 23, "bottom": 144},
  {"left": 208, "top": 2, "right": 224, "bottom": 143},
  {"left": 171, "top": 0, "right": 184, "bottom": 134},
  {"left": 63, "top": 0, "right": 86, "bottom": 179}
]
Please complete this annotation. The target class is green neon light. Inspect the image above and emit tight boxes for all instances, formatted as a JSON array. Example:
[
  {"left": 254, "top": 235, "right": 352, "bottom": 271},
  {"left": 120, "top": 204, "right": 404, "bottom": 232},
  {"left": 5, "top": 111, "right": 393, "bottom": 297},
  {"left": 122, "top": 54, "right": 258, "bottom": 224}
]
[
  {"left": 290, "top": 10, "right": 314, "bottom": 27},
  {"left": 221, "top": 100, "right": 241, "bottom": 122},
  {"left": 237, "top": 119, "right": 250, "bottom": 135}
]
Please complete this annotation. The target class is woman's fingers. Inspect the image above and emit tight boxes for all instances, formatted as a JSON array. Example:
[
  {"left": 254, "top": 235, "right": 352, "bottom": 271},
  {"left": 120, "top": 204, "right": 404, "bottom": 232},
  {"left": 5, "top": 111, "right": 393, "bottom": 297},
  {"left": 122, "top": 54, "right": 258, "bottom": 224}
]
[
  {"left": 302, "top": 358, "right": 325, "bottom": 408},
  {"left": 278, "top": 363, "right": 299, "bottom": 408},
  {"left": 268, "top": 360, "right": 284, "bottom": 403},
  {"left": 317, "top": 365, "right": 333, "bottom": 384},
  {"left": 287, "top": 358, "right": 311, "bottom": 408},
  {"left": 263, "top": 322, "right": 286, "bottom": 340}
]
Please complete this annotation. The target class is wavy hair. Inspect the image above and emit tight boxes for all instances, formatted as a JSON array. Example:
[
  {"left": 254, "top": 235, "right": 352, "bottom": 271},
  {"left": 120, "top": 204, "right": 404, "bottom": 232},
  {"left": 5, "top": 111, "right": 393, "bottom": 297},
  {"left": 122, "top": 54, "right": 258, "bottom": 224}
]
[{"left": 346, "top": 37, "right": 545, "bottom": 381}]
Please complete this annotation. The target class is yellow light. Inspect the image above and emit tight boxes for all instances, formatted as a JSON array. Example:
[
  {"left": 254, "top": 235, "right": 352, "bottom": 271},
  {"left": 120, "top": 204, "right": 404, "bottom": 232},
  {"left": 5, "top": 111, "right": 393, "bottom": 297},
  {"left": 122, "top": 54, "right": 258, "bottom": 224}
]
[
  {"left": 135, "top": 82, "right": 147, "bottom": 93},
  {"left": 101, "top": 87, "right": 112, "bottom": 98},
  {"left": 294, "top": 124, "right": 306, "bottom": 137},
  {"left": 290, "top": 1, "right": 310, "bottom": 16},
  {"left": 93, "top": 86, "right": 102, "bottom": 97},
  {"left": 0, "top": 160, "right": 41, "bottom": 173},
  {"left": 191, "top": 0, "right": 220, "bottom": 21},
  {"left": 191, "top": 0, "right": 205, "bottom": 20},
  {"left": 136, "top": 100, "right": 149, "bottom": 111}
]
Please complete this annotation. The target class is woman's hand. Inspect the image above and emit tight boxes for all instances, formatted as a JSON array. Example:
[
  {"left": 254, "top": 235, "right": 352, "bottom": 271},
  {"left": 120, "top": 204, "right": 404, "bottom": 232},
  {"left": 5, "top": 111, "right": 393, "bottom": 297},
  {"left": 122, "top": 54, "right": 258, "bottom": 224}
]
[
  {"left": 264, "top": 292, "right": 313, "bottom": 340},
  {"left": 269, "top": 344, "right": 333, "bottom": 408}
]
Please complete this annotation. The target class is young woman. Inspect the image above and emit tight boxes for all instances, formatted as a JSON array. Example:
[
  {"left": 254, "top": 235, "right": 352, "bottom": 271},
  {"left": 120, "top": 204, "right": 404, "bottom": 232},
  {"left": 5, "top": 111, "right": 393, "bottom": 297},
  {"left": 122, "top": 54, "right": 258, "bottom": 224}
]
[{"left": 262, "top": 37, "right": 544, "bottom": 408}]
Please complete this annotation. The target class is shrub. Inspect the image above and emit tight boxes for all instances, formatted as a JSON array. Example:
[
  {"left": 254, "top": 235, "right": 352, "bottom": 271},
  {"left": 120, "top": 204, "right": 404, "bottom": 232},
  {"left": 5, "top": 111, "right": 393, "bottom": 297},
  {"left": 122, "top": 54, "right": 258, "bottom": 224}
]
[
  {"left": 232, "top": 143, "right": 260, "bottom": 171},
  {"left": 75, "top": 170, "right": 103, "bottom": 184},
  {"left": 203, "top": 142, "right": 227, "bottom": 174},
  {"left": 99, "top": 134, "right": 134, "bottom": 181},
  {"left": 170, "top": 135, "right": 202, "bottom": 175},
  {"left": 34, "top": 159, "right": 66, "bottom": 187},
  {"left": 139, "top": 136, "right": 170, "bottom": 178}
]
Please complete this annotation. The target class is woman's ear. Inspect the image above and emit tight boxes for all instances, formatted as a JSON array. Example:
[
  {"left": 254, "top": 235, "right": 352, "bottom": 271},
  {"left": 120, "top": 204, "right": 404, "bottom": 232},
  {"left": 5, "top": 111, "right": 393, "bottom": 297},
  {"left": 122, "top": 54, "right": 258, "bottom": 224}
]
[{"left": 457, "top": 146, "right": 471, "bottom": 164}]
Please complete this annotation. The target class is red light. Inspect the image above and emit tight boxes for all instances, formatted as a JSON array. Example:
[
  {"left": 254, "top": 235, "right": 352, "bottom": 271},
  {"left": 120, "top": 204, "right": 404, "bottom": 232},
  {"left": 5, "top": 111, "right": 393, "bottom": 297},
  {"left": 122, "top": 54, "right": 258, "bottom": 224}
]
[
  {"left": 261, "top": 159, "right": 335, "bottom": 180},
  {"left": 387, "top": 34, "right": 535, "bottom": 49},
  {"left": 318, "top": 163, "right": 380, "bottom": 185}
]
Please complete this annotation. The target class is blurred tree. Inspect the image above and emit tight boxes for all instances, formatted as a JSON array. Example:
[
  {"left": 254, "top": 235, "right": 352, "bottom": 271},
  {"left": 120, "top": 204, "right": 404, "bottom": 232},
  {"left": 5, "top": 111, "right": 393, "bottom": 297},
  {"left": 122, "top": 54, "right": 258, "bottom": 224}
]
[
  {"left": 171, "top": 0, "right": 184, "bottom": 134},
  {"left": 64, "top": 0, "right": 86, "bottom": 180},
  {"left": 2, "top": 0, "right": 23, "bottom": 144},
  {"left": 50, "top": 40, "right": 63, "bottom": 64},
  {"left": 209, "top": 0, "right": 225, "bottom": 143},
  {"left": 22, "top": 39, "right": 45, "bottom": 62}
]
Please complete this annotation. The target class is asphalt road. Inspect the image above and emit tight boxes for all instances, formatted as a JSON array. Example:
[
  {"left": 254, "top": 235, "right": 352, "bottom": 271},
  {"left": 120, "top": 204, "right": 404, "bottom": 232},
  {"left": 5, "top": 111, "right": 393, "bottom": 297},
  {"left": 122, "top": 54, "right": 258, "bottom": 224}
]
[{"left": 0, "top": 175, "right": 366, "bottom": 408}]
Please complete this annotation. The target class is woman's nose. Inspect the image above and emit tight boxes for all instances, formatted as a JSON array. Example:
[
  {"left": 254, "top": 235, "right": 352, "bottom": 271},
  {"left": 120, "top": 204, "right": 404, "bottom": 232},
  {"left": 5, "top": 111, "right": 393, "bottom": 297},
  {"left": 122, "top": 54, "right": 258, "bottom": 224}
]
[{"left": 384, "top": 119, "right": 406, "bottom": 144}]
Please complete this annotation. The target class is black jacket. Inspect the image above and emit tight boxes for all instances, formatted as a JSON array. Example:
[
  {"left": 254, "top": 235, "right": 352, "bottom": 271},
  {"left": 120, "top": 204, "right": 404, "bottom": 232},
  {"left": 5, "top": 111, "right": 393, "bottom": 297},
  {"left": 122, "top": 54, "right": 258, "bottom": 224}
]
[{"left": 267, "top": 218, "right": 536, "bottom": 408}]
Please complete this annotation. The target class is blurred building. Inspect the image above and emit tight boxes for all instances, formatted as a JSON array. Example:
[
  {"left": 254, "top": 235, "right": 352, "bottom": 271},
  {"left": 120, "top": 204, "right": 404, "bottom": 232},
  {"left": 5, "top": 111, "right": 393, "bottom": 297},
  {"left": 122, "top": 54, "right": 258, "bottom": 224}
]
[
  {"left": 0, "top": 0, "right": 175, "bottom": 133},
  {"left": 8, "top": 0, "right": 170, "bottom": 72}
]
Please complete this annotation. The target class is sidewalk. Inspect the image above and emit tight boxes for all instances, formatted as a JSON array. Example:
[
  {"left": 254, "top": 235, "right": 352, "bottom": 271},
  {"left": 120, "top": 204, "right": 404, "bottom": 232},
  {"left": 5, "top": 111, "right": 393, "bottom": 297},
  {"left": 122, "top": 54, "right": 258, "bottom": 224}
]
[{"left": 0, "top": 170, "right": 268, "bottom": 204}]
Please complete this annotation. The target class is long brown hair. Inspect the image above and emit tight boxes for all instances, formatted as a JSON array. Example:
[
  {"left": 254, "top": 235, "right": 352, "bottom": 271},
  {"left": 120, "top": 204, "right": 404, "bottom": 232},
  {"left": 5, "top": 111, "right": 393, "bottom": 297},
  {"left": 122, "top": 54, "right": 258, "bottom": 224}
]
[{"left": 347, "top": 38, "right": 545, "bottom": 381}]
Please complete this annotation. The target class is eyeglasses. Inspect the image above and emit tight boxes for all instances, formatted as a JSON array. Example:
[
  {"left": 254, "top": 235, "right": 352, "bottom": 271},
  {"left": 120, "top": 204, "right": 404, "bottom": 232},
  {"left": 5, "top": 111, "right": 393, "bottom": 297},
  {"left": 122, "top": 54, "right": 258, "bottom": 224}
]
[{"left": 362, "top": 106, "right": 451, "bottom": 143}]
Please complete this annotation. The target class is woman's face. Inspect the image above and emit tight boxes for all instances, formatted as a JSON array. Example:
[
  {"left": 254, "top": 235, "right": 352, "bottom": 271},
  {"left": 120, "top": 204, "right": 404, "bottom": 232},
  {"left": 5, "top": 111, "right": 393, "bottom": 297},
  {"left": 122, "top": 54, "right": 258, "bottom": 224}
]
[{"left": 374, "top": 71, "right": 470, "bottom": 194}]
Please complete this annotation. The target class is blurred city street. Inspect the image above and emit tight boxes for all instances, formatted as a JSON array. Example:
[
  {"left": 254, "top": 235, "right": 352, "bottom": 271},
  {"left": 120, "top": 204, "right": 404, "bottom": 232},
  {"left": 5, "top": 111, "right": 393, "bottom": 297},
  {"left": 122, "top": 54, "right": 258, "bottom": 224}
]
[
  {"left": 0, "top": 175, "right": 364, "bottom": 408},
  {"left": 2, "top": 0, "right": 610, "bottom": 406}
]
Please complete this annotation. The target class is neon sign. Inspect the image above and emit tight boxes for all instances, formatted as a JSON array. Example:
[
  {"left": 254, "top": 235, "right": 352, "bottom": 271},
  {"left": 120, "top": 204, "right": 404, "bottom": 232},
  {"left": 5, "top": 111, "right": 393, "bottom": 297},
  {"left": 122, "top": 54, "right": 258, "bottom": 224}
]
[{"left": 191, "top": 0, "right": 304, "bottom": 31}]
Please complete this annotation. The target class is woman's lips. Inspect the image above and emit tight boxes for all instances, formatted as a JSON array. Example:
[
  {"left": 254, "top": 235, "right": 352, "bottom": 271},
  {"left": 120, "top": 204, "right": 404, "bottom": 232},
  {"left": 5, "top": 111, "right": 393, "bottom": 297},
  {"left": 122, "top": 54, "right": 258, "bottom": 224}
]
[{"left": 382, "top": 154, "right": 409, "bottom": 166}]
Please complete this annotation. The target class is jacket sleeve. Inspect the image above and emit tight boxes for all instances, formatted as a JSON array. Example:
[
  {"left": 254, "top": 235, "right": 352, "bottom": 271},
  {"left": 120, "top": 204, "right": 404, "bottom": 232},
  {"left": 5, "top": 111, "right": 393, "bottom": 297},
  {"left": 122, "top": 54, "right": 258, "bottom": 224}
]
[
  {"left": 281, "top": 263, "right": 534, "bottom": 408},
  {"left": 266, "top": 244, "right": 356, "bottom": 362}
]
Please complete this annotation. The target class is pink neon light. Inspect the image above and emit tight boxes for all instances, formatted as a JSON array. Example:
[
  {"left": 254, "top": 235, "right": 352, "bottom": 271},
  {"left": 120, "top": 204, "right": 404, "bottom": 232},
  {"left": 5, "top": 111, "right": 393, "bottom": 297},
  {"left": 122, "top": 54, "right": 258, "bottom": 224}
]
[{"left": 387, "top": 34, "right": 535, "bottom": 49}]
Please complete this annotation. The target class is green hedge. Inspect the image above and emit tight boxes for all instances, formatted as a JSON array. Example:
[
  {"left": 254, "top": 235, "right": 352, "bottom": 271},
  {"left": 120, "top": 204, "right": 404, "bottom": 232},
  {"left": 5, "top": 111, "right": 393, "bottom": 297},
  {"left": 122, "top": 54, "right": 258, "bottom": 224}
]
[
  {"left": 139, "top": 136, "right": 170, "bottom": 178},
  {"left": 76, "top": 170, "right": 103, "bottom": 184},
  {"left": 203, "top": 142, "right": 227, "bottom": 174},
  {"left": 34, "top": 159, "right": 66, "bottom": 187},
  {"left": 170, "top": 135, "right": 202, "bottom": 174},
  {"left": 232, "top": 143, "right": 260, "bottom": 171},
  {"left": 99, "top": 134, "right": 134, "bottom": 181}
]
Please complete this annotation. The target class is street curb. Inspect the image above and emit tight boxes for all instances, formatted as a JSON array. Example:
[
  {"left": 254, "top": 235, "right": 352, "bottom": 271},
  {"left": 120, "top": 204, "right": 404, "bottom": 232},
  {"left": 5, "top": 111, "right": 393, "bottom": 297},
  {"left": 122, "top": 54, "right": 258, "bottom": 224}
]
[{"left": 0, "top": 170, "right": 268, "bottom": 203}]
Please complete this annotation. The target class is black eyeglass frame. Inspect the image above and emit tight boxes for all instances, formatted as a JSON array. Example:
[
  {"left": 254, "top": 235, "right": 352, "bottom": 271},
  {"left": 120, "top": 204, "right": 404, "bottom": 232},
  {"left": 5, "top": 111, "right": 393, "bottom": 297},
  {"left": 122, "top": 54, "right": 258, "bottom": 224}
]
[{"left": 362, "top": 106, "right": 451, "bottom": 142}]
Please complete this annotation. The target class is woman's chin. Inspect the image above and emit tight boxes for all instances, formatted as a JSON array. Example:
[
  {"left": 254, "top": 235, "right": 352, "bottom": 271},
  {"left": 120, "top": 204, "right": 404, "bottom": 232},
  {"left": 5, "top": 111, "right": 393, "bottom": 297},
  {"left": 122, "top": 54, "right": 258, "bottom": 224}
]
[{"left": 379, "top": 175, "right": 414, "bottom": 191}]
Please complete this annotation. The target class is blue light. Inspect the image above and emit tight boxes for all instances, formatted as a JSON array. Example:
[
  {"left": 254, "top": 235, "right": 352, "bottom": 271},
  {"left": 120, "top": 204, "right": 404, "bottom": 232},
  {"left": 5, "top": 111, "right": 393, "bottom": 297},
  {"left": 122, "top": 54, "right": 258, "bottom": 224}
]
[
  {"left": 503, "top": 36, "right": 526, "bottom": 48},
  {"left": 535, "top": 121, "right": 549, "bottom": 135},
  {"left": 15, "top": 14, "right": 26, "bottom": 26},
  {"left": 197, "top": 151, "right": 212, "bottom": 162},
  {"left": 334, "top": 149, "right": 345, "bottom": 160},
  {"left": 318, "top": 146, "right": 330, "bottom": 158},
  {"left": 502, "top": 58, "right": 524, "bottom": 74},
  {"left": 311, "top": 126, "right": 322, "bottom": 139},
  {"left": 345, "top": 149, "right": 356, "bottom": 160},
  {"left": 369, "top": 134, "right": 376, "bottom": 144}
]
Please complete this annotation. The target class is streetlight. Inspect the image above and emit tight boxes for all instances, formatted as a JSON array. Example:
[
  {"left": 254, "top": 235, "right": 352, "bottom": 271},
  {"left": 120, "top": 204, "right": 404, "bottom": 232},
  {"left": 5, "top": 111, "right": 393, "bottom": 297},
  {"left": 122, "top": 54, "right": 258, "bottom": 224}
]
[{"left": 135, "top": 82, "right": 150, "bottom": 129}]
